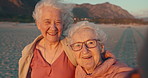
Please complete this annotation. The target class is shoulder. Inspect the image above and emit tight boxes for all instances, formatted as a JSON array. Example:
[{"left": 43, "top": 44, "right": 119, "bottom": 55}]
[
  {"left": 21, "top": 35, "right": 43, "bottom": 56},
  {"left": 107, "top": 60, "right": 134, "bottom": 78},
  {"left": 61, "top": 37, "right": 78, "bottom": 66},
  {"left": 21, "top": 43, "right": 34, "bottom": 56},
  {"left": 92, "top": 59, "right": 133, "bottom": 78},
  {"left": 112, "top": 61, "right": 134, "bottom": 73},
  {"left": 61, "top": 37, "right": 69, "bottom": 45}
]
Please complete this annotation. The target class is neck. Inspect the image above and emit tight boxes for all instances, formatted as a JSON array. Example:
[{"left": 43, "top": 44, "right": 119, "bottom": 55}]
[
  {"left": 84, "top": 58, "right": 103, "bottom": 74},
  {"left": 86, "top": 69, "right": 94, "bottom": 75},
  {"left": 44, "top": 38, "right": 60, "bottom": 49}
]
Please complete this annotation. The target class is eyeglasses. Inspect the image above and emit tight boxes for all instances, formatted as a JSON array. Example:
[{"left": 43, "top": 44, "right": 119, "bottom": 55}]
[{"left": 70, "top": 39, "right": 100, "bottom": 51}]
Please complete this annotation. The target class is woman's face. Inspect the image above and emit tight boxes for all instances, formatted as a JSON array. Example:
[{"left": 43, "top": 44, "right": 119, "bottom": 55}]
[
  {"left": 71, "top": 28, "right": 102, "bottom": 71},
  {"left": 36, "top": 6, "right": 63, "bottom": 43}
]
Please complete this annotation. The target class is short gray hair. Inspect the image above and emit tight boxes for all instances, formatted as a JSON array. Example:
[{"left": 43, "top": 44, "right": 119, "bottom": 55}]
[
  {"left": 66, "top": 21, "right": 107, "bottom": 44},
  {"left": 32, "top": 0, "right": 74, "bottom": 31}
]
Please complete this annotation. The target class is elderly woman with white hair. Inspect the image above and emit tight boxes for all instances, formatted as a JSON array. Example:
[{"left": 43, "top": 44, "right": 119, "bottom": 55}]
[
  {"left": 67, "top": 21, "right": 134, "bottom": 78},
  {"left": 18, "top": 0, "right": 77, "bottom": 78}
]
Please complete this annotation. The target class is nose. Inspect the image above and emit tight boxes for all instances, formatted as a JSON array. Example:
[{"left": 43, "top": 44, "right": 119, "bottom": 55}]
[
  {"left": 81, "top": 44, "right": 89, "bottom": 54},
  {"left": 50, "top": 22, "right": 57, "bottom": 30}
]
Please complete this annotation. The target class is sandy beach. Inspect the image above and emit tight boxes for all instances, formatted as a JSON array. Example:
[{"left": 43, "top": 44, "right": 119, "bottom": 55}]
[{"left": 0, "top": 22, "right": 148, "bottom": 77}]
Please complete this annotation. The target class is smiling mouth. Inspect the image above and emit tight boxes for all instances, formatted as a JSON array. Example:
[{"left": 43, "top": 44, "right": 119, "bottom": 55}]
[
  {"left": 82, "top": 56, "right": 92, "bottom": 59},
  {"left": 47, "top": 32, "right": 58, "bottom": 36}
]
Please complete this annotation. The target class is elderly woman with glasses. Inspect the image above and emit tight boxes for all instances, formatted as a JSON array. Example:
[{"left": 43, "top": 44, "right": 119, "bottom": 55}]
[{"left": 67, "top": 21, "right": 134, "bottom": 78}]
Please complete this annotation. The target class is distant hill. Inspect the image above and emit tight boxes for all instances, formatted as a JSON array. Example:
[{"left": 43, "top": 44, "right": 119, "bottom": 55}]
[
  {"left": 0, "top": 0, "right": 38, "bottom": 18},
  {"left": 73, "top": 2, "right": 134, "bottom": 19},
  {"left": 0, "top": 0, "right": 135, "bottom": 22}
]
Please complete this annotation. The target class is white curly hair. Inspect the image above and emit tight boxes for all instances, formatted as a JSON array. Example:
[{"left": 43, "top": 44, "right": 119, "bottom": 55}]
[
  {"left": 66, "top": 21, "right": 107, "bottom": 44},
  {"left": 32, "top": 0, "right": 74, "bottom": 31}
]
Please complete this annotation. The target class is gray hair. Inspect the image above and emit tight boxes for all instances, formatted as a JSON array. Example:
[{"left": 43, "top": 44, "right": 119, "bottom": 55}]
[
  {"left": 66, "top": 21, "right": 107, "bottom": 44},
  {"left": 32, "top": 0, "right": 74, "bottom": 31}
]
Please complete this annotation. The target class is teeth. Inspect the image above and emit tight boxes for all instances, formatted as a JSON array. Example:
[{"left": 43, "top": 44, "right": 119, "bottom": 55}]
[
  {"left": 83, "top": 56, "right": 92, "bottom": 59},
  {"left": 48, "top": 32, "right": 57, "bottom": 36}
]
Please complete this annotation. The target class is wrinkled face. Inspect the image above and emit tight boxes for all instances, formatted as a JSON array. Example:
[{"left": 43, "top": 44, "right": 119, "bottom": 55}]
[
  {"left": 71, "top": 28, "right": 102, "bottom": 70},
  {"left": 36, "top": 6, "right": 63, "bottom": 43}
]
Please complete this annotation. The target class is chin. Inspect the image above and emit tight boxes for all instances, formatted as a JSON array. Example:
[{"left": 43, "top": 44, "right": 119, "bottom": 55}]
[
  {"left": 49, "top": 39, "right": 59, "bottom": 43},
  {"left": 83, "top": 62, "right": 95, "bottom": 70},
  {"left": 46, "top": 36, "right": 60, "bottom": 42}
]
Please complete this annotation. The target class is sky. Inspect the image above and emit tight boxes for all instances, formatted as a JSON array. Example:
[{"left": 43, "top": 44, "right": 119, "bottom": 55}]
[{"left": 64, "top": 0, "right": 148, "bottom": 18}]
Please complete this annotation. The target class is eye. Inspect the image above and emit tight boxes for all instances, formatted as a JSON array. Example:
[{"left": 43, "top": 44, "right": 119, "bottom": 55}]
[
  {"left": 71, "top": 42, "right": 82, "bottom": 49},
  {"left": 56, "top": 21, "right": 62, "bottom": 25},
  {"left": 70, "top": 42, "right": 82, "bottom": 51},
  {"left": 87, "top": 40, "right": 95, "bottom": 45},
  {"left": 45, "top": 21, "right": 51, "bottom": 25},
  {"left": 86, "top": 40, "right": 96, "bottom": 48},
  {"left": 73, "top": 43, "right": 81, "bottom": 48}
]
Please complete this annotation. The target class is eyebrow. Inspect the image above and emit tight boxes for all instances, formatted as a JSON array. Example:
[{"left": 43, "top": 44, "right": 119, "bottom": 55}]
[
  {"left": 44, "top": 19, "right": 61, "bottom": 22},
  {"left": 56, "top": 20, "right": 62, "bottom": 23},
  {"left": 43, "top": 19, "right": 50, "bottom": 22}
]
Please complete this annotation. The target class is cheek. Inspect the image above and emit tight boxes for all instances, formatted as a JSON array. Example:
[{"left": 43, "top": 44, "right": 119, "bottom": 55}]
[
  {"left": 38, "top": 24, "right": 48, "bottom": 31},
  {"left": 40, "top": 27, "right": 48, "bottom": 34},
  {"left": 37, "top": 22, "right": 49, "bottom": 35},
  {"left": 94, "top": 54, "right": 99, "bottom": 63},
  {"left": 58, "top": 25, "right": 63, "bottom": 32},
  {"left": 75, "top": 53, "right": 82, "bottom": 65},
  {"left": 92, "top": 49, "right": 100, "bottom": 63}
]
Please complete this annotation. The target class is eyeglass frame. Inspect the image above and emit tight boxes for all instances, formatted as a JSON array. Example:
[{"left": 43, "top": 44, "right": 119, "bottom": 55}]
[{"left": 70, "top": 39, "right": 101, "bottom": 51}]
